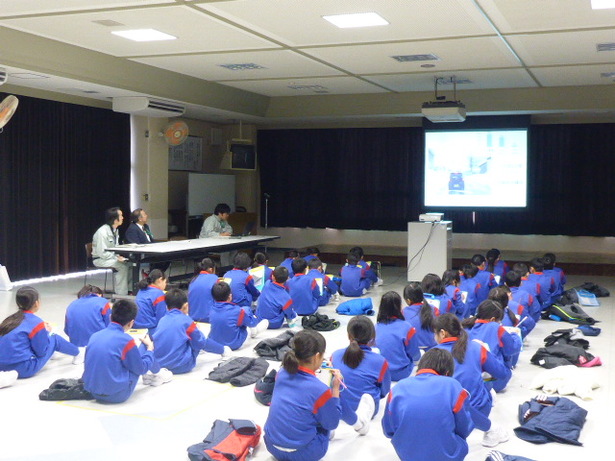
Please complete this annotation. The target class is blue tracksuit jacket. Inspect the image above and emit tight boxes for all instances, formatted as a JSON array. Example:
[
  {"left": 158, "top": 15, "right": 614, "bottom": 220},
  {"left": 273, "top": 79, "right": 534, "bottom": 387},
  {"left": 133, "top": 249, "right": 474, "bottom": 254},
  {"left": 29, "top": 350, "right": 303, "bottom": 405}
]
[
  {"left": 256, "top": 281, "right": 296, "bottom": 329},
  {"left": 402, "top": 303, "right": 438, "bottom": 350},
  {"left": 502, "top": 300, "right": 535, "bottom": 337},
  {"left": 445, "top": 285, "right": 467, "bottom": 318},
  {"left": 82, "top": 322, "right": 159, "bottom": 403},
  {"left": 306, "top": 269, "right": 337, "bottom": 306},
  {"left": 340, "top": 264, "right": 370, "bottom": 297},
  {"left": 375, "top": 318, "right": 419, "bottom": 381},
  {"left": 543, "top": 268, "right": 565, "bottom": 304},
  {"left": 287, "top": 273, "right": 321, "bottom": 315},
  {"left": 459, "top": 277, "right": 481, "bottom": 317},
  {"left": 382, "top": 369, "right": 474, "bottom": 461},
  {"left": 0, "top": 311, "right": 78, "bottom": 378},
  {"left": 279, "top": 257, "right": 296, "bottom": 278},
  {"left": 223, "top": 268, "right": 260, "bottom": 307},
  {"left": 528, "top": 272, "right": 555, "bottom": 310},
  {"left": 134, "top": 285, "right": 167, "bottom": 332},
  {"left": 357, "top": 260, "right": 378, "bottom": 284},
  {"left": 424, "top": 292, "right": 454, "bottom": 315},
  {"left": 435, "top": 337, "right": 511, "bottom": 431},
  {"left": 475, "top": 269, "right": 497, "bottom": 303},
  {"left": 209, "top": 301, "right": 260, "bottom": 350},
  {"left": 152, "top": 309, "right": 224, "bottom": 374},
  {"left": 510, "top": 286, "right": 541, "bottom": 322},
  {"left": 64, "top": 294, "right": 111, "bottom": 347},
  {"left": 331, "top": 345, "right": 390, "bottom": 425},
  {"left": 264, "top": 366, "right": 341, "bottom": 461},
  {"left": 188, "top": 271, "right": 219, "bottom": 322}
]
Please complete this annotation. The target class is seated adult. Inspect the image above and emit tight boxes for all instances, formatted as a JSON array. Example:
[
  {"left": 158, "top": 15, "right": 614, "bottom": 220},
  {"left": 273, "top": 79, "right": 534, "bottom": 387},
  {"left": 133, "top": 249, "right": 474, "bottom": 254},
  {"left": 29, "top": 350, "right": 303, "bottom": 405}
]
[
  {"left": 92, "top": 207, "right": 131, "bottom": 295},
  {"left": 124, "top": 208, "right": 170, "bottom": 274},
  {"left": 198, "top": 203, "right": 235, "bottom": 267}
]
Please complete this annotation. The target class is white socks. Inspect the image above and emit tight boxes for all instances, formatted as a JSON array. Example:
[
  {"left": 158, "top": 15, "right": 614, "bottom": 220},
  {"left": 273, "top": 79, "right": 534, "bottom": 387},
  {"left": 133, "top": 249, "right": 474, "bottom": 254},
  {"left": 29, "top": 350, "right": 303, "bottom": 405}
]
[
  {"left": 249, "top": 319, "right": 269, "bottom": 338},
  {"left": 353, "top": 394, "right": 375, "bottom": 436}
]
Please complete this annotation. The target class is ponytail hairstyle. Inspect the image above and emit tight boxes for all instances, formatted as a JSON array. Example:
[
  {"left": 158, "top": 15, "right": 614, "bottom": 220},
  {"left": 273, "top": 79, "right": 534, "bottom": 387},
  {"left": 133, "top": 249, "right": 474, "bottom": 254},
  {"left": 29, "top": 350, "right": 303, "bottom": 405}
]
[
  {"left": 421, "top": 273, "right": 445, "bottom": 296},
  {"left": 403, "top": 282, "right": 434, "bottom": 331},
  {"left": 137, "top": 269, "right": 166, "bottom": 291},
  {"left": 417, "top": 348, "right": 455, "bottom": 377},
  {"left": 462, "top": 299, "right": 504, "bottom": 329},
  {"left": 485, "top": 248, "right": 501, "bottom": 273},
  {"left": 282, "top": 329, "right": 326, "bottom": 374},
  {"left": 342, "top": 316, "right": 376, "bottom": 369},
  {"left": 77, "top": 284, "right": 103, "bottom": 298},
  {"left": 488, "top": 286, "right": 517, "bottom": 325},
  {"left": 376, "top": 291, "right": 404, "bottom": 324},
  {"left": 433, "top": 314, "right": 468, "bottom": 364},
  {"left": 252, "top": 252, "right": 269, "bottom": 268},
  {"left": 442, "top": 269, "right": 460, "bottom": 287},
  {"left": 461, "top": 263, "right": 478, "bottom": 279},
  {"left": 0, "top": 286, "right": 39, "bottom": 336}
]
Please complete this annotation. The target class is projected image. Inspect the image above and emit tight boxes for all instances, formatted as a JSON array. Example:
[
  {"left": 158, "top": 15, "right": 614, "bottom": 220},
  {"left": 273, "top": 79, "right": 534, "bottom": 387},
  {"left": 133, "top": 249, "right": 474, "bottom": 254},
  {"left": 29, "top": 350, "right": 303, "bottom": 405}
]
[{"left": 424, "top": 130, "right": 528, "bottom": 208}]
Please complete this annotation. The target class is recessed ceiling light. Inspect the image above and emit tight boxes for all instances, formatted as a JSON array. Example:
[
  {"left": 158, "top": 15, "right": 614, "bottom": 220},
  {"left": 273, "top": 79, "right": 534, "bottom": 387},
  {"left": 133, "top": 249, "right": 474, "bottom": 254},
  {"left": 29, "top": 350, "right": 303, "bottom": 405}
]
[
  {"left": 9, "top": 72, "right": 49, "bottom": 79},
  {"left": 591, "top": 0, "right": 615, "bottom": 9},
  {"left": 323, "top": 12, "right": 389, "bottom": 29},
  {"left": 111, "top": 29, "right": 176, "bottom": 42}
]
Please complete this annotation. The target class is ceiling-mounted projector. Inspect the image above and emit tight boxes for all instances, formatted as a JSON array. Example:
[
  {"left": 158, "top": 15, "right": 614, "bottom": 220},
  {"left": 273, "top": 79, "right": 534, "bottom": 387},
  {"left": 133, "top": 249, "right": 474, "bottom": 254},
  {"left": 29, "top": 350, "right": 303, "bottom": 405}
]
[
  {"left": 422, "top": 100, "right": 466, "bottom": 123},
  {"left": 422, "top": 75, "right": 466, "bottom": 123}
]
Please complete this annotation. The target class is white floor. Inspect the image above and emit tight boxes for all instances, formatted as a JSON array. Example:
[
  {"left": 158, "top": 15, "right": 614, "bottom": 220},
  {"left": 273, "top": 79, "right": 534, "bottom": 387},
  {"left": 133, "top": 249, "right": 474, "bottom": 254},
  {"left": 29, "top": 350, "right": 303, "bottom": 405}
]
[{"left": 0, "top": 267, "right": 613, "bottom": 461}]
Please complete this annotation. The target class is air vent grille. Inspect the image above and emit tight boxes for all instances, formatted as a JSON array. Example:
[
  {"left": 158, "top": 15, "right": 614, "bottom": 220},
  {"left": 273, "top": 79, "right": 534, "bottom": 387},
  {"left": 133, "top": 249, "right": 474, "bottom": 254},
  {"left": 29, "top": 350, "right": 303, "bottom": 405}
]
[{"left": 391, "top": 54, "right": 440, "bottom": 62}]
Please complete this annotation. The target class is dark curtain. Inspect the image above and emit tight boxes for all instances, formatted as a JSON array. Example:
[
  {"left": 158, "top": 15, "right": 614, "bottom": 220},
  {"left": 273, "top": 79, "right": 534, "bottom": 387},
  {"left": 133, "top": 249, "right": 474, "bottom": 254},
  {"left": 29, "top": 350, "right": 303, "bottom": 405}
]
[
  {"left": 0, "top": 93, "right": 130, "bottom": 280},
  {"left": 258, "top": 123, "right": 615, "bottom": 237}
]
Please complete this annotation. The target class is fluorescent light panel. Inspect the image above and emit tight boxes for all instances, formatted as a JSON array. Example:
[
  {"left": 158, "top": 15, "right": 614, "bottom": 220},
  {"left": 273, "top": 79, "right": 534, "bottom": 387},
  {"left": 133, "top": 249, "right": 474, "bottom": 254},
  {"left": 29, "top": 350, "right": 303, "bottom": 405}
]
[
  {"left": 112, "top": 29, "right": 176, "bottom": 42},
  {"left": 323, "top": 12, "right": 388, "bottom": 28},
  {"left": 592, "top": 0, "right": 615, "bottom": 9}
]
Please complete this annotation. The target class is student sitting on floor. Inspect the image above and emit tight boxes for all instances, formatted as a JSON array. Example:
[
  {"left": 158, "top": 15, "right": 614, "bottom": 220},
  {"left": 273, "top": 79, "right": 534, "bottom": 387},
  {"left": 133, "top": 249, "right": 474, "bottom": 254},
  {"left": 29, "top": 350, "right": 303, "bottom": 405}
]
[
  {"left": 331, "top": 315, "right": 389, "bottom": 435},
  {"left": 306, "top": 258, "right": 338, "bottom": 306},
  {"left": 350, "top": 246, "right": 381, "bottom": 286},
  {"left": 223, "top": 252, "right": 260, "bottom": 308},
  {"left": 250, "top": 251, "right": 273, "bottom": 292},
  {"left": 256, "top": 266, "right": 298, "bottom": 329},
  {"left": 134, "top": 269, "right": 168, "bottom": 334},
  {"left": 505, "top": 270, "right": 541, "bottom": 322},
  {"left": 485, "top": 248, "right": 508, "bottom": 285},
  {"left": 82, "top": 299, "right": 172, "bottom": 403},
  {"left": 421, "top": 273, "right": 454, "bottom": 315},
  {"left": 402, "top": 283, "right": 438, "bottom": 351},
  {"left": 287, "top": 258, "right": 322, "bottom": 316},
  {"left": 340, "top": 252, "right": 371, "bottom": 297},
  {"left": 302, "top": 247, "right": 321, "bottom": 264},
  {"left": 382, "top": 348, "right": 474, "bottom": 461},
  {"left": 280, "top": 249, "right": 300, "bottom": 278},
  {"left": 470, "top": 254, "right": 497, "bottom": 303},
  {"left": 64, "top": 284, "right": 111, "bottom": 364},
  {"left": 375, "top": 291, "right": 419, "bottom": 381},
  {"left": 188, "top": 258, "right": 219, "bottom": 323},
  {"left": 463, "top": 300, "right": 521, "bottom": 393},
  {"left": 209, "top": 281, "right": 268, "bottom": 350},
  {"left": 543, "top": 252, "right": 566, "bottom": 304},
  {"left": 0, "top": 286, "right": 79, "bottom": 378},
  {"left": 459, "top": 264, "right": 481, "bottom": 317},
  {"left": 488, "top": 286, "right": 535, "bottom": 339},
  {"left": 442, "top": 269, "right": 467, "bottom": 318},
  {"left": 264, "top": 330, "right": 342, "bottom": 461},
  {"left": 513, "top": 263, "right": 542, "bottom": 322},
  {"left": 528, "top": 257, "right": 556, "bottom": 312},
  {"left": 433, "top": 314, "right": 510, "bottom": 448},
  {"left": 152, "top": 288, "right": 229, "bottom": 374}
]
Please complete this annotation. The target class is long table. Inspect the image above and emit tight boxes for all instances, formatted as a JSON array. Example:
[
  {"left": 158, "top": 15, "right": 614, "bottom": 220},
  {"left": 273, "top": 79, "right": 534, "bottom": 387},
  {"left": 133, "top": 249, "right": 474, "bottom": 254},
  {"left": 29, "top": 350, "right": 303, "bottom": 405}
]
[{"left": 106, "top": 235, "right": 280, "bottom": 292}]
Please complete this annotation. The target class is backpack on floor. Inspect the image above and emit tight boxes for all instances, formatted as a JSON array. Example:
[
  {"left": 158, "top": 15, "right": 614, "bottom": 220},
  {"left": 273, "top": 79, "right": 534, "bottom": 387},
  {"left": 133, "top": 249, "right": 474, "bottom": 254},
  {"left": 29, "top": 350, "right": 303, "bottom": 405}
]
[
  {"left": 547, "top": 303, "right": 598, "bottom": 325},
  {"left": 302, "top": 313, "right": 340, "bottom": 331},
  {"left": 187, "top": 419, "right": 261, "bottom": 461},
  {"left": 574, "top": 282, "right": 610, "bottom": 298}
]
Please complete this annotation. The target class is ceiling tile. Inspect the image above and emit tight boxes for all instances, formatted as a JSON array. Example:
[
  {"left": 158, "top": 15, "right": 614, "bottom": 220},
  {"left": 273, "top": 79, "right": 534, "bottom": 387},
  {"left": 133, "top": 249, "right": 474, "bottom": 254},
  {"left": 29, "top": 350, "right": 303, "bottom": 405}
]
[
  {"left": 0, "top": 5, "right": 276, "bottom": 57},
  {"left": 196, "top": 0, "right": 496, "bottom": 47},
  {"left": 531, "top": 64, "right": 615, "bottom": 86},
  {"left": 132, "top": 49, "right": 344, "bottom": 80},
  {"left": 0, "top": 0, "right": 171, "bottom": 16}
]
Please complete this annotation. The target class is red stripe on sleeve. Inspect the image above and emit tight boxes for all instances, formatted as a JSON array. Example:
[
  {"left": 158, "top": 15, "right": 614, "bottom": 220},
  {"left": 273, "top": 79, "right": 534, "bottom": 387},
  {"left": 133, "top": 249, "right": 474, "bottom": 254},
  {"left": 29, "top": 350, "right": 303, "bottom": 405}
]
[
  {"left": 101, "top": 302, "right": 111, "bottom": 316},
  {"left": 237, "top": 309, "right": 245, "bottom": 326},
  {"left": 245, "top": 275, "right": 253, "bottom": 285},
  {"left": 536, "top": 284, "right": 541, "bottom": 294},
  {"left": 325, "top": 276, "right": 331, "bottom": 284},
  {"left": 186, "top": 323, "right": 197, "bottom": 336},
  {"left": 313, "top": 389, "right": 333, "bottom": 414},
  {"left": 446, "top": 299, "right": 453, "bottom": 313},
  {"left": 282, "top": 299, "right": 293, "bottom": 311},
  {"left": 311, "top": 279, "right": 317, "bottom": 289},
  {"left": 153, "top": 295, "right": 165, "bottom": 306},
  {"left": 387, "top": 389, "right": 393, "bottom": 405},
  {"left": 378, "top": 361, "right": 389, "bottom": 383},
  {"left": 404, "top": 327, "right": 416, "bottom": 346},
  {"left": 497, "top": 325, "right": 505, "bottom": 347},
  {"left": 121, "top": 340, "right": 136, "bottom": 360},
  {"left": 480, "top": 345, "right": 487, "bottom": 366},
  {"left": 28, "top": 322, "right": 45, "bottom": 339},
  {"left": 453, "top": 389, "right": 469, "bottom": 413}
]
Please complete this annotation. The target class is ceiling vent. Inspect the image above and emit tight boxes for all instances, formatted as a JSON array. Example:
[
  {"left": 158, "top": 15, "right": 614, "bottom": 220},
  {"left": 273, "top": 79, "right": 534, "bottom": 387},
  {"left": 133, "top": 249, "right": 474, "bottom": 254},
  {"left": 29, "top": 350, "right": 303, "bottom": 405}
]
[
  {"left": 596, "top": 42, "right": 615, "bottom": 52},
  {"left": 0, "top": 68, "right": 7, "bottom": 86},
  {"left": 391, "top": 54, "right": 440, "bottom": 62},
  {"left": 112, "top": 96, "right": 185, "bottom": 117}
]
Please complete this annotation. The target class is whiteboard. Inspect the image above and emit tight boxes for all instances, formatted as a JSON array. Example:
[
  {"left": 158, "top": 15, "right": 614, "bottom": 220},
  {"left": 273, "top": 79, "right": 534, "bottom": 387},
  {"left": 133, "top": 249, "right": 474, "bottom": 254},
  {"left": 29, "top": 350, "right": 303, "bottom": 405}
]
[{"left": 187, "top": 173, "right": 235, "bottom": 217}]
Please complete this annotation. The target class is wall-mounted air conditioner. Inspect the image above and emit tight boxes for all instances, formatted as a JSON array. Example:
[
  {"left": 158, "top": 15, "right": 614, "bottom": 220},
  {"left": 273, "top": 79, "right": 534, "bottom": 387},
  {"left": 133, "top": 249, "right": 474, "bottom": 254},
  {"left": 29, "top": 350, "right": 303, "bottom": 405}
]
[
  {"left": 0, "top": 68, "right": 7, "bottom": 86},
  {"left": 112, "top": 96, "right": 185, "bottom": 117}
]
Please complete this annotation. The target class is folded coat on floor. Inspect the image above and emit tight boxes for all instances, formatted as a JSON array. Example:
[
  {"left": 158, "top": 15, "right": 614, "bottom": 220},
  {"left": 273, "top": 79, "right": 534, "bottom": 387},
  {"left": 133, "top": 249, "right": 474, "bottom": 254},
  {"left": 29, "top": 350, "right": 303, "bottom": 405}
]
[
  {"left": 208, "top": 357, "right": 269, "bottom": 387},
  {"left": 253, "top": 330, "right": 295, "bottom": 361}
]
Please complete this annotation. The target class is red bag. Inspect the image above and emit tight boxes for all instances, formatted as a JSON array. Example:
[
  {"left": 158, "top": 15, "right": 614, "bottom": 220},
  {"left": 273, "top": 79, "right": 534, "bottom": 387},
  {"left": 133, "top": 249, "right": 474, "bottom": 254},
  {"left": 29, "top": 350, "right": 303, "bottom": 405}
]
[{"left": 187, "top": 419, "right": 261, "bottom": 461}]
